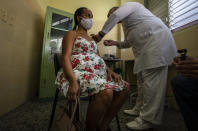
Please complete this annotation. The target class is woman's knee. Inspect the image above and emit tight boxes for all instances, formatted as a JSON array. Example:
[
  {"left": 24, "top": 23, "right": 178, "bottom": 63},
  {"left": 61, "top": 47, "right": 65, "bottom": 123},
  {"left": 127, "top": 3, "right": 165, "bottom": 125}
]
[{"left": 95, "top": 89, "right": 113, "bottom": 105}]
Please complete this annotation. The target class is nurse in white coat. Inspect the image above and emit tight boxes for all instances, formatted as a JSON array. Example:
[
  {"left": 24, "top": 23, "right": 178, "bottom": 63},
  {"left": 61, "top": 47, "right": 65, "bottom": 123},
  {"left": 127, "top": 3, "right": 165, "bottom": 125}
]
[{"left": 92, "top": 2, "right": 177, "bottom": 130}]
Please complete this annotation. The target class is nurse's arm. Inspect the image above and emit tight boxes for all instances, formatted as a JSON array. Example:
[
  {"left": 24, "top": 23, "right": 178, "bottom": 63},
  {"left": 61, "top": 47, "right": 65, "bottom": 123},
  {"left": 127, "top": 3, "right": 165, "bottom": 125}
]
[
  {"left": 116, "top": 40, "right": 132, "bottom": 49},
  {"left": 101, "top": 2, "right": 139, "bottom": 34}
]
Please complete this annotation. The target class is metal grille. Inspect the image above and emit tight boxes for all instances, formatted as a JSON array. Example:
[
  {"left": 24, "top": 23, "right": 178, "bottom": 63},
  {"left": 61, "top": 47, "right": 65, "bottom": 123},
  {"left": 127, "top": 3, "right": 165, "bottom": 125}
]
[{"left": 147, "top": 0, "right": 169, "bottom": 25}]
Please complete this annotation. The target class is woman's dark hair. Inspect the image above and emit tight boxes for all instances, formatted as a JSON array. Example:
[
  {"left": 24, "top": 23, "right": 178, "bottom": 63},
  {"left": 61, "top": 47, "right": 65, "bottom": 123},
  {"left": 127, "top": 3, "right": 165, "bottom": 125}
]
[{"left": 73, "top": 7, "right": 87, "bottom": 30}]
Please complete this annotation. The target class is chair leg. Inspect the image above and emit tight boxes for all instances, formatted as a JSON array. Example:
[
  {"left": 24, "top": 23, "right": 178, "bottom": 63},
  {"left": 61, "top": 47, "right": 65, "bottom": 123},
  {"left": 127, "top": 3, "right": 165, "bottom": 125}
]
[
  {"left": 48, "top": 88, "right": 60, "bottom": 131},
  {"left": 115, "top": 114, "right": 121, "bottom": 131}
]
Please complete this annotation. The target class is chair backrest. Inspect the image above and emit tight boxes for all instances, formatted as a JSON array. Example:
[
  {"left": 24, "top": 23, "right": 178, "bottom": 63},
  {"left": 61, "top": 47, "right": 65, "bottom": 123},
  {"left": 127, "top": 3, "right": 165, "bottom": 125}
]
[{"left": 54, "top": 53, "right": 62, "bottom": 76}]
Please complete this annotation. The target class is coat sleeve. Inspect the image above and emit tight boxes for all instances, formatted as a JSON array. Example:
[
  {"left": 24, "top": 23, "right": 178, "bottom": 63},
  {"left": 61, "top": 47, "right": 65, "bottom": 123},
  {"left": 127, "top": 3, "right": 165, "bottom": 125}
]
[
  {"left": 102, "top": 2, "right": 140, "bottom": 34},
  {"left": 117, "top": 40, "right": 132, "bottom": 49}
]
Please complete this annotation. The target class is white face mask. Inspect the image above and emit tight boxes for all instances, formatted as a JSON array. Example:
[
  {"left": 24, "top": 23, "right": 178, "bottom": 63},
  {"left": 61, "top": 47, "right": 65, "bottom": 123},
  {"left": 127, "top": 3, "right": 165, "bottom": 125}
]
[{"left": 80, "top": 17, "right": 93, "bottom": 30}]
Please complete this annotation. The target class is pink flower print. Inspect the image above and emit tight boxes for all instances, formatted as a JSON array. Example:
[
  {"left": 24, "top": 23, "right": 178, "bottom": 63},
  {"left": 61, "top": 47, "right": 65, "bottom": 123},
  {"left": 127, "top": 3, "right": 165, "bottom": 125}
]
[
  {"left": 71, "top": 58, "right": 80, "bottom": 68},
  {"left": 83, "top": 74, "right": 92, "bottom": 80},
  {"left": 72, "top": 52, "right": 78, "bottom": 55},
  {"left": 82, "top": 53, "right": 87, "bottom": 55},
  {"left": 98, "top": 64, "right": 103, "bottom": 68},
  {"left": 87, "top": 68, "right": 93, "bottom": 73},
  {"left": 60, "top": 73, "right": 64, "bottom": 79},
  {"left": 104, "top": 84, "right": 110, "bottom": 89},
  {"left": 94, "top": 64, "right": 102, "bottom": 70},
  {"left": 74, "top": 59, "right": 80, "bottom": 65},
  {"left": 75, "top": 42, "right": 81, "bottom": 48},
  {"left": 111, "top": 85, "right": 118, "bottom": 89},
  {"left": 94, "top": 64, "right": 100, "bottom": 69},
  {"left": 77, "top": 37, "right": 81, "bottom": 40},
  {"left": 59, "top": 73, "right": 66, "bottom": 85},
  {"left": 83, "top": 45, "right": 88, "bottom": 52},
  {"left": 83, "top": 73, "right": 94, "bottom": 80},
  {"left": 84, "top": 56, "right": 90, "bottom": 61},
  {"left": 85, "top": 67, "right": 93, "bottom": 73},
  {"left": 104, "top": 84, "right": 118, "bottom": 89},
  {"left": 91, "top": 43, "right": 94, "bottom": 48}
]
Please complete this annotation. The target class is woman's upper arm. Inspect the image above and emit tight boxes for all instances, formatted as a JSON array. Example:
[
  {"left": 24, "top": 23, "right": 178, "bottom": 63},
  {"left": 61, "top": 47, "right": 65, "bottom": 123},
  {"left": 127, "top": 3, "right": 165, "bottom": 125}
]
[{"left": 62, "top": 31, "right": 76, "bottom": 59}]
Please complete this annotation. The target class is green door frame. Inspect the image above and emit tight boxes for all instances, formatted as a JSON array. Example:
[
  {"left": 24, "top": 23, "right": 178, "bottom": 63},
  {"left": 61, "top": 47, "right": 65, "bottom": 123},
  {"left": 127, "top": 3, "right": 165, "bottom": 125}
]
[{"left": 39, "top": 6, "right": 74, "bottom": 99}]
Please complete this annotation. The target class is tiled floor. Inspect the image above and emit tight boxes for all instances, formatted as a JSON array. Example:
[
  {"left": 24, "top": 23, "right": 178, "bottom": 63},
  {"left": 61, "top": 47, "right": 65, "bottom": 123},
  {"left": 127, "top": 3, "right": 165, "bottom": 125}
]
[{"left": 0, "top": 97, "right": 187, "bottom": 131}]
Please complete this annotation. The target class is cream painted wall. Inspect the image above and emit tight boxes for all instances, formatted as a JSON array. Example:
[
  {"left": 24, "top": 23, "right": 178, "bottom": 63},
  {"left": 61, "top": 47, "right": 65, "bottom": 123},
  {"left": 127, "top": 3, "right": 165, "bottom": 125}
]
[
  {"left": 35, "top": 0, "right": 49, "bottom": 15},
  {"left": 166, "top": 23, "right": 198, "bottom": 110},
  {"left": 48, "top": 0, "right": 119, "bottom": 57},
  {"left": 0, "top": 0, "right": 44, "bottom": 116},
  {"left": 173, "top": 24, "right": 198, "bottom": 56}
]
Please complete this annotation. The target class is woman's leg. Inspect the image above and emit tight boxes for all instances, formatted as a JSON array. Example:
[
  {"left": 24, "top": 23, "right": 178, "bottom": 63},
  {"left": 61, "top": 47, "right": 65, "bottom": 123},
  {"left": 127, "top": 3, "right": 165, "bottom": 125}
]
[
  {"left": 99, "top": 86, "right": 130, "bottom": 130},
  {"left": 86, "top": 89, "right": 113, "bottom": 131}
]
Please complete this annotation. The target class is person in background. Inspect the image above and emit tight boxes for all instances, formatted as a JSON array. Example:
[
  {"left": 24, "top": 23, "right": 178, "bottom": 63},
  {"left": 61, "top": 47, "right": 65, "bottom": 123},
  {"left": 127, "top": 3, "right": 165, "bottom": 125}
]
[
  {"left": 92, "top": 2, "right": 177, "bottom": 130},
  {"left": 55, "top": 7, "right": 130, "bottom": 131},
  {"left": 171, "top": 56, "right": 198, "bottom": 131}
]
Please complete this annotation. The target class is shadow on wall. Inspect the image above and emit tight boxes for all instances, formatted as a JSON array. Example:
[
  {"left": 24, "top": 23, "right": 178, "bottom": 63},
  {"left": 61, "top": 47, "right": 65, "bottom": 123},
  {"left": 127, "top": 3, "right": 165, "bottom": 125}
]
[
  {"left": 0, "top": 0, "right": 45, "bottom": 116},
  {"left": 27, "top": 13, "right": 44, "bottom": 98}
]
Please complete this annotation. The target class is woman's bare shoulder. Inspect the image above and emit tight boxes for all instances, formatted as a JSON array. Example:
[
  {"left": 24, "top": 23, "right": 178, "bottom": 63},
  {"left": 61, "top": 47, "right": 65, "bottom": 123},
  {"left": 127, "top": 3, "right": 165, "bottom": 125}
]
[{"left": 64, "top": 30, "right": 77, "bottom": 38}]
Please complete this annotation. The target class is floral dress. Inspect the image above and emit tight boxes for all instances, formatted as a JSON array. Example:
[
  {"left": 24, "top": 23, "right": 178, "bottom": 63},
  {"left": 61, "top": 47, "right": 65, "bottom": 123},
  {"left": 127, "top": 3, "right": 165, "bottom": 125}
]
[{"left": 55, "top": 36, "right": 129, "bottom": 97}]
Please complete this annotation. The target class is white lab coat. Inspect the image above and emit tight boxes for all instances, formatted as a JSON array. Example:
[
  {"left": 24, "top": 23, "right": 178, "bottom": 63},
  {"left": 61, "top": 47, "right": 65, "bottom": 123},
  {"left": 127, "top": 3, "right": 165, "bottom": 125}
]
[
  {"left": 101, "top": 2, "right": 177, "bottom": 125},
  {"left": 102, "top": 2, "right": 177, "bottom": 74}
]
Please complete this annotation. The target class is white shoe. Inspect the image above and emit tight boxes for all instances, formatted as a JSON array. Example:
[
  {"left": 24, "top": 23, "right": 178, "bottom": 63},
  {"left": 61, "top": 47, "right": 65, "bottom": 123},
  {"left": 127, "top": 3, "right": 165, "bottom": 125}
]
[
  {"left": 126, "top": 117, "right": 153, "bottom": 130},
  {"left": 123, "top": 108, "right": 139, "bottom": 116}
]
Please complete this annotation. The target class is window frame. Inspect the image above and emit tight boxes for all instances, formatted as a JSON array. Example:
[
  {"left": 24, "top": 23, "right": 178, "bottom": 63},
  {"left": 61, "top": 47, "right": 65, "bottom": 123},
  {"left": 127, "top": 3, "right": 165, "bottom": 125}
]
[{"left": 168, "top": 0, "right": 198, "bottom": 32}]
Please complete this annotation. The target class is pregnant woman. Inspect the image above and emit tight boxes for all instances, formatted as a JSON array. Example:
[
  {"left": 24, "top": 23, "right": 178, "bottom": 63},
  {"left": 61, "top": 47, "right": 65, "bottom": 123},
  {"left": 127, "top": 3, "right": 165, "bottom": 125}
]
[{"left": 55, "top": 7, "right": 130, "bottom": 131}]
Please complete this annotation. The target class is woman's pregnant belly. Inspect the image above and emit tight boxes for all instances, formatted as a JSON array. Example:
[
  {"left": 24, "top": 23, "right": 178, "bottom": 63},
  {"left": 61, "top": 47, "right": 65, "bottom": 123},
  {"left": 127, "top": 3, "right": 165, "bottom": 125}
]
[{"left": 70, "top": 52, "right": 107, "bottom": 76}]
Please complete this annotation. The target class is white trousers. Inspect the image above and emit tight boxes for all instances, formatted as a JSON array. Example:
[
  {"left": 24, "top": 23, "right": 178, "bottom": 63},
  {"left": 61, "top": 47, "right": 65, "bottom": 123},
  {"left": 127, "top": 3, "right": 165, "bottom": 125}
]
[{"left": 134, "top": 66, "right": 168, "bottom": 125}]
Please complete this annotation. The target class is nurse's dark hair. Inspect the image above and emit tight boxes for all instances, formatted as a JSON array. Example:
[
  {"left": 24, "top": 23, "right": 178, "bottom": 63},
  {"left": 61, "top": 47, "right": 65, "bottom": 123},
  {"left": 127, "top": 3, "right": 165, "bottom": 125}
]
[
  {"left": 73, "top": 7, "right": 87, "bottom": 30},
  {"left": 108, "top": 6, "right": 119, "bottom": 17},
  {"left": 110, "top": 6, "right": 119, "bottom": 11}
]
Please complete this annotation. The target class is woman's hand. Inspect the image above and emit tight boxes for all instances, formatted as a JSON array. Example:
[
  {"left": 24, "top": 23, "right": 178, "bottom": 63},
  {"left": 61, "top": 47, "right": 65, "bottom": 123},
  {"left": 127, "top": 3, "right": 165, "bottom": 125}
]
[
  {"left": 112, "top": 72, "right": 122, "bottom": 83},
  {"left": 107, "top": 68, "right": 122, "bottom": 83},
  {"left": 67, "top": 82, "right": 79, "bottom": 101},
  {"left": 104, "top": 40, "right": 118, "bottom": 46}
]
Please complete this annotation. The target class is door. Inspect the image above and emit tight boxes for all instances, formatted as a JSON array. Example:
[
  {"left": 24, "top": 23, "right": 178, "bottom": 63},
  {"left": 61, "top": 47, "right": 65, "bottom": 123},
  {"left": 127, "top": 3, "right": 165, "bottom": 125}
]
[{"left": 39, "top": 6, "right": 74, "bottom": 99}]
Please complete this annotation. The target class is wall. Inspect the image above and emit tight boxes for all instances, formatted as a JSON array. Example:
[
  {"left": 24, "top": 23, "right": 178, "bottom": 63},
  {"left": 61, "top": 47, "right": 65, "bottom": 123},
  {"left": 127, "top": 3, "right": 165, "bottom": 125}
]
[
  {"left": 166, "top": 23, "right": 198, "bottom": 110},
  {"left": 0, "top": 0, "right": 45, "bottom": 116},
  {"left": 48, "top": 0, "right": 119, "bottom": 57},
  {"left": 173, "top": 24, "right": 198, "bottom": 56},
  {"left": 35, "top": 0, "right": 49, "bottom": 14}
]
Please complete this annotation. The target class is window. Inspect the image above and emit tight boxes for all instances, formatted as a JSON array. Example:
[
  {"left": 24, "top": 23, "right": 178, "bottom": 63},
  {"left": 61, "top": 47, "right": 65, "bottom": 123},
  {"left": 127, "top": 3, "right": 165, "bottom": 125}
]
[
  {"left": 168, "top": 0, "right": 198, "bottom": 31},
  {"left": 146, "top": 0, "right": 198, "bottom": 31}
]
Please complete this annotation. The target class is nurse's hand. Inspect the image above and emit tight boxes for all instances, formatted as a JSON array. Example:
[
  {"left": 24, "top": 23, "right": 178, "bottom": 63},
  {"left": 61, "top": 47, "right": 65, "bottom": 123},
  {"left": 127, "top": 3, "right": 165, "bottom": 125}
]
[
  {"left": 91, "top": 34, "right": 102, "bottom": 43},
  {"left": 67, "top": 82, "right": 79, "bottom": 101},
  {"left": 104, "top": 40, "right": 117, "bottom": 46},
  {"left": 174, "top": 56, "right": 198, "bottom": 79}
]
